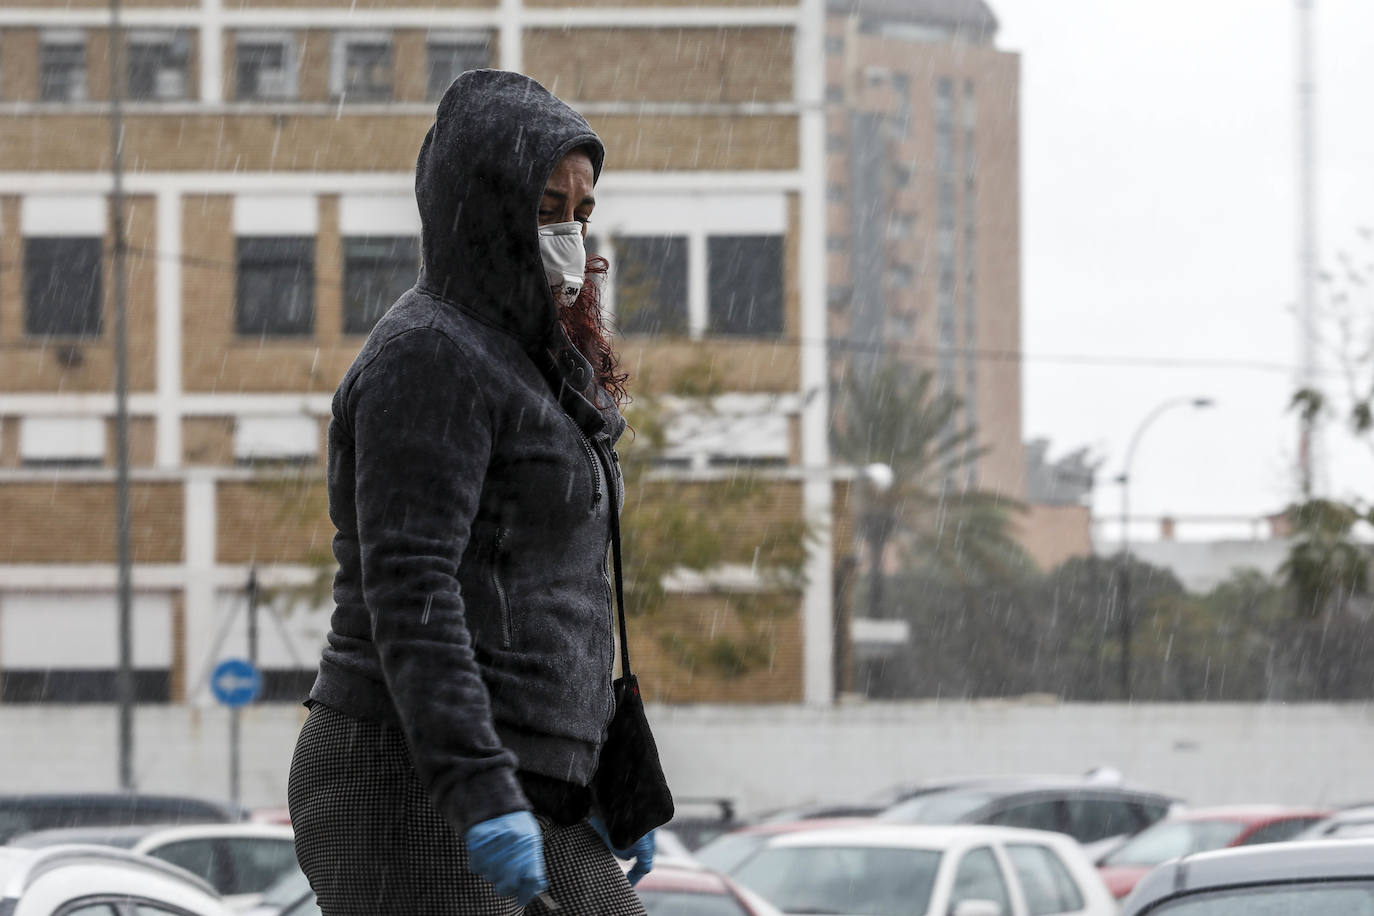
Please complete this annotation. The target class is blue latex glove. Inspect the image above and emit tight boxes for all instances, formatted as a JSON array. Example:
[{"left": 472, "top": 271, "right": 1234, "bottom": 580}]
[
  {"left": 590, "top": 815, "right": 656, "bottom": 886},
  {"left": 465, "top": 811, "right": 548, "bottom": 904}
]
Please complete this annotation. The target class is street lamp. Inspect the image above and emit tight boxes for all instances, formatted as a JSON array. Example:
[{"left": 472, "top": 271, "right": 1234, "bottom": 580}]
[
  {"left": 861, "top": 462, "right": 895, "bottom": 620},
  {"left": 1115, "top": 397, "right": 1214, "bottom": 699}
]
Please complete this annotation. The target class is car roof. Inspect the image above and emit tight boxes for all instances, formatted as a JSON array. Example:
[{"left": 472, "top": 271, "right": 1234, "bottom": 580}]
[
  {"left": 730, "top": 817, "right": 874, "bottom": 837},
  {"left": 7, "top": 824, "right": 163, "bottom": 848},
  {"left": 0, "top": 792, "right": 243, "bottom": 815},
  {"left": 1167, "top": 805, "right": 1330, "bottom": 823},
  {"left": 891, "top": 778, "right": 1177, "bottom": 803},
  {"left": 1125, "top": 838, "right": 1374, "bottom": 913},
  {"left": 762, "top": 823, "right": 1081, "bottom": 851},
  {"left": 10, "top": 821, "right": 295, "bottom": 850},
  {"left": 636, "top": 863, "right": 734, "bottom": 895},
  {"left": 0, "top": 842, "right": 221, "bottom": 900}
]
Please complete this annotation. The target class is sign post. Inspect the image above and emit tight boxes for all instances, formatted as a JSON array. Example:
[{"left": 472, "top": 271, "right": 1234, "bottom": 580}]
[{"left": 211, "top": 657, "right": 262, "bottom": 806}]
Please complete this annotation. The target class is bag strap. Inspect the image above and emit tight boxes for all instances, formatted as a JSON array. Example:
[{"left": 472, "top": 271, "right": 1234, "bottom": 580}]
[{"left": 608, "top": 484, "right": 634, "bottom": 680}]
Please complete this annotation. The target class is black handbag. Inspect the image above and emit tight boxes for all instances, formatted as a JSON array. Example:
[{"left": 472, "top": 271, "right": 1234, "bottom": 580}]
[{"left": 591, "top": 491, "right": 675, "bottom": 850}]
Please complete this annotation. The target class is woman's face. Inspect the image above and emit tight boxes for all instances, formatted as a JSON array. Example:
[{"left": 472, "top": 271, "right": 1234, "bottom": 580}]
[{"left": 539, "top": 150, "right": 596, "bottom": 237}]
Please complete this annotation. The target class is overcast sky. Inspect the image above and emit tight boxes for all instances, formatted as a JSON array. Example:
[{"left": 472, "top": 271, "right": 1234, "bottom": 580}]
[{"left": 991, "top": 0, "right": 1374, "bottom": 540}]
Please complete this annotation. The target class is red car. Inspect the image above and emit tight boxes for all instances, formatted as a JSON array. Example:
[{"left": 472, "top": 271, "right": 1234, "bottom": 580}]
[
  {"left": 1096, "top": 805, "right": 1330, "bottom": 899},
  {"left": 635, "top": 862, "right": 783, "bottom": 916}
]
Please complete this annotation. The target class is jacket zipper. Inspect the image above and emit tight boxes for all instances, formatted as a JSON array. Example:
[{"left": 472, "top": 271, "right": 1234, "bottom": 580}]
[
  {"left": 492, "top": 527, "right": 512, "bottom": 648},
  {"left": 580, "top": 434, "right": 603, "bottom": 509}
]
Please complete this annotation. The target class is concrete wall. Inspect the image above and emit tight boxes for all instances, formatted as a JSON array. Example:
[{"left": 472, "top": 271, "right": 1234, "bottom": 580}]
[{"left": 3, "top": 701, "right": 1373, "bottom": 815}]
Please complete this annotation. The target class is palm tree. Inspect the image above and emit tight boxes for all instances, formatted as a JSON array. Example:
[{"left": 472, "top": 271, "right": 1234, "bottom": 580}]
[{"left": 832, "top": 361, "right": 1030, "bottom": 589}]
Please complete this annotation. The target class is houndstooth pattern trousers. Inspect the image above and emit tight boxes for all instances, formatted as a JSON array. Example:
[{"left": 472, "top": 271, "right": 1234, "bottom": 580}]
[{"left": 288, "top": 702, "right": 647, "bottom": 916}]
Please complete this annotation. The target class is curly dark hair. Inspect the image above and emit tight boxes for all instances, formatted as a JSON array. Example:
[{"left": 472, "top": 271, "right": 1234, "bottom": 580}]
[{"left": 558, "top": 255, "right": 629, "bottom": 408}]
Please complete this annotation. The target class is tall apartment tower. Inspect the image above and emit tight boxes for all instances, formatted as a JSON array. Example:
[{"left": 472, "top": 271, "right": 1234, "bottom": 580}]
[
  {"left": 826, "top": 0, "right": 1024, "bottom": 499},
  {"left": 0, "top": 1, "right": 835, "bottom": 706}
]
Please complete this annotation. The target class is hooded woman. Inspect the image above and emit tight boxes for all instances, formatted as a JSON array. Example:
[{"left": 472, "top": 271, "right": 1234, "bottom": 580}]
[{"left": 287, "top": 69, "right": 656, "bottom": 914}]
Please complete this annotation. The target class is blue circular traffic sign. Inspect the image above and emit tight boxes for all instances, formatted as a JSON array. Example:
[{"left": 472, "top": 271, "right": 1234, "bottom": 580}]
[{"left": 211, "top": 658, "right": 263, "bottom": 707}]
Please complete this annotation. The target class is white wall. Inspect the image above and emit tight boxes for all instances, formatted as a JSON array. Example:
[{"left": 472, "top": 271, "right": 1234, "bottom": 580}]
[{"left": 2, "top": 701, "right": 1372, "bottom": 814}]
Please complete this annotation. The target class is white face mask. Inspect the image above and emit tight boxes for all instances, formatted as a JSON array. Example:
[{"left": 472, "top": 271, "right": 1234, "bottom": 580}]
[{"left": 538, "top": 221, "right": 586, "bottom": 304}]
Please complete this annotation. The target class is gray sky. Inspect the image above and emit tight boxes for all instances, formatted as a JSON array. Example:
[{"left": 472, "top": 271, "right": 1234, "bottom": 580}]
[{"left": 993, "top": 0, "right": 1374, "bottom": 540}]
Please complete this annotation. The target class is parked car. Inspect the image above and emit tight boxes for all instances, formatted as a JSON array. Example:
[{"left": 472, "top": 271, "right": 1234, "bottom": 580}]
[
  {"left": 877, "top": 777, "right": 1180, "bottom": 860},
  {"left": 1120, "top": 838, "right": 1374, "bottom": 916},
  {"left": 730, "top": 823, "right": 1117, "bottom": 916},
  {"left": 0, "top": 792, "right": 245, "bottom": 845},
  {"left": 695, "top": 818, "right": 872, "bottom": 875},
  {"left": 243, "top": 867, "right": 316, "bottom": 916},
  {"left": 636, "top": 862, "right": 784, "bottom": 916},
  {"left": 1095, "top": 805, "right": 1330, "bottom": 899},
  {"left": 1294, "top": 803, "right": 1374, "bottom": 841},
  {"left": 7, "top": 822, "right": 298, "bottom": 908},
  {"left": 666, "top": 798, "right": 744, "bottom": 851},
  {"left": 0, "top": 843, "right": 237, "bottom": 916}
]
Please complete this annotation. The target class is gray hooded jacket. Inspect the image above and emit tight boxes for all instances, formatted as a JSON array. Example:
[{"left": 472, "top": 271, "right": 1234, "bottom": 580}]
[{"left": 307, "top": 70, "right": 624, "bottom": 833}]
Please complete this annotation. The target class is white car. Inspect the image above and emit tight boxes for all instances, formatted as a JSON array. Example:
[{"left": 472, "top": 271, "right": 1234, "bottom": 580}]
[
  {"left": 729, "top": 824, "right": 1117, "bottom": 916},
  {"left": 0, "top": 843, "right": 238, "bottom": 916},
  {"left": 7, "top": 822, "right": 297, "bottom": 909}
]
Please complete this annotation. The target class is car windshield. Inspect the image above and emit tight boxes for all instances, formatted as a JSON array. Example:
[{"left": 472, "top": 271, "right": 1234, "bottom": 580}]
[
  {"left": 1148, "top": 880, "right": 1374, "bottom": 916},
  {"left": 695, "top": 833, "right": 770, "bottom": 874},
  {"left": 639, "top": 890, "right": 751, "bottom": 916},
  {"left": 1103, "top": 820, "right": 1249, "bottom": 866},
  {"left": 732, "top": 845, "right": 941, "bottom": 916},
  {"left": 878, "top": 790, "right": 997, "bottom": 824}
]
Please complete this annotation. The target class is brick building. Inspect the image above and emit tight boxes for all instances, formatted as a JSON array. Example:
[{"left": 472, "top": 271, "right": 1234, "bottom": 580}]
[
  {"left": 0, "top": 0, "right": 837, "bottom": 705},
  {"left": 825, "top": 0, "right": 1024, "bottom": 500}
]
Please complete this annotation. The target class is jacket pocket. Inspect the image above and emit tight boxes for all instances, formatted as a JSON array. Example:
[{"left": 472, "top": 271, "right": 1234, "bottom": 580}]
[{"left": 491, "top": 527, "right": 513, "bottom": 648}]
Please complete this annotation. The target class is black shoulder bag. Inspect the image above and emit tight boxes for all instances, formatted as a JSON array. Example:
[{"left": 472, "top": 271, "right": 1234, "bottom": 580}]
[{"left": 591, "top": 493, "right": 676, "bottom": 850}]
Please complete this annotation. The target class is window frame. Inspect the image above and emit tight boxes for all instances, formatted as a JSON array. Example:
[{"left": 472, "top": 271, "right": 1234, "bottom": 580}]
[
  {"left": 341, "top": 235, "right": 419, "bottom": 335},
  {"left": 39, "top": 31, "right": 88, "bottom": 103},
  {"left": 706, "top": 234, "right": 785, "bottom": 338},
  {"left": 24, "top": 235, "right": 104, "bottom": 339},
  {"left": 235, "top": 31, "right": 298, "bottom": 102},
  {"left": 234, "top": 236, "right": 316, "bottom": 338},
  {"left": 126, "top": 29, "right": 191, "bottom": 102},
  {"left": 425, "top": 31, "right": 491, "bottom": 100},
  {"left": 330, "top": 31, "right": 393, "bottom": 103}
]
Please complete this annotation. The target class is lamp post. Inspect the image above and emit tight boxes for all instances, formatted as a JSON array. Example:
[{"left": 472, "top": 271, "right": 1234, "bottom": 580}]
[
  {"left": 1116, "top": 397, "right": 1214, "bottom": 699},
  {"left": 861, "top": 462, "right": 895, "bottom": 620}
]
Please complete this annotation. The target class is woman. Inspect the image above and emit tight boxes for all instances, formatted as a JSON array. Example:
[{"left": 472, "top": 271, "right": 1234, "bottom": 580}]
[{"left": 287, "top": 69, "right": 656, "bottom": 914}]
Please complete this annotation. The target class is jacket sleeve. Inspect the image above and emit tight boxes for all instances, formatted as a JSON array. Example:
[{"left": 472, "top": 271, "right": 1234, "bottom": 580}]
[{"left": 348, "top": 326, "right": 527, "bottom": 833}]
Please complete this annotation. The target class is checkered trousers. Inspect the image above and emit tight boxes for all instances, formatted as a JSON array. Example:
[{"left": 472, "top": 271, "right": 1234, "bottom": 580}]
[{"left": 288, "top": 702, "right": 647, "bottom": 916}]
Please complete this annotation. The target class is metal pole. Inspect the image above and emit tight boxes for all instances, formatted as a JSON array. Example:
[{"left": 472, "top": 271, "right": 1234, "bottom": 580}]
[
  {"left": 1117, "top": 397, "right": 1214, "bottom": 700},
  {"left": 230, "top": 707, "right": 241, "bottom": 806},
  {"left": 109, "top": 0, "right": 135, "bottom": 793},
  {"left": 247, "top": 567, "right": 259, "bottom": 670},
  {"left": 1296, "top": 0, "right": 1318, "bottom": 499}
]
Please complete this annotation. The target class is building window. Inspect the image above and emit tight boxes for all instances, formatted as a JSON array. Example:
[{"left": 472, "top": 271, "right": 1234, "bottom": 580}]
[
  {"left": 343, "top": 236, "right": 418, "bottom": 334},
  {"left": 236, "top": 33, "right": 297, "bottom": 101},
  {"left": 886, "top": 265, "right": 914, "bottom": 288},
  {"left": 708, "top": 235, "right": 783, "bottom": 337},
  {"left": 613, "top": 236, "right": 688, "bottom": 335},
  {"left": 825, "top": 84, "right": 845, "bottom": 104},
  {"left": 426, "top": 34, "right": 490, "bottom": 100},
  {"left": 824, "top": 34, "right": 844, "bottom": 54},
  {"left": 40, "top": 34, "right": 87, "bottom": 102},
  {"left": 236, "top": 237, "right": 314, "bottom": 337},
  {"left": 127, "top": 31, "right": 190, "bottom": 101},
  {"left": 893, "top": 163, "right": 913, "bottom": 187},
  {"left": 25, "top": 237, "right": 102, "bottom": 338},
  {"left": 332, "top": 33, "right": 392, "bottom": 103},
  {"left": 826, "top": 133, "right": 847, "bottom": 153},
  {"left": 827, "top": 235, "right": 848, "bottom": 253}
]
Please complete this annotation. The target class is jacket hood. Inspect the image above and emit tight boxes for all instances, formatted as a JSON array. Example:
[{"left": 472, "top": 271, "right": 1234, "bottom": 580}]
[{"left": 415, "top": 69, "right": 605, "bottom": 351}]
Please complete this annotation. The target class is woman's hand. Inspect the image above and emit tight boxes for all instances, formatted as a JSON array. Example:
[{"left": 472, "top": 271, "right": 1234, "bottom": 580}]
[
  {"left": 465, "top": 811, "right": 548, "bottom": 904},
  {"left": 589, "top": 815, "right": 656, "bottom": 886}
]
